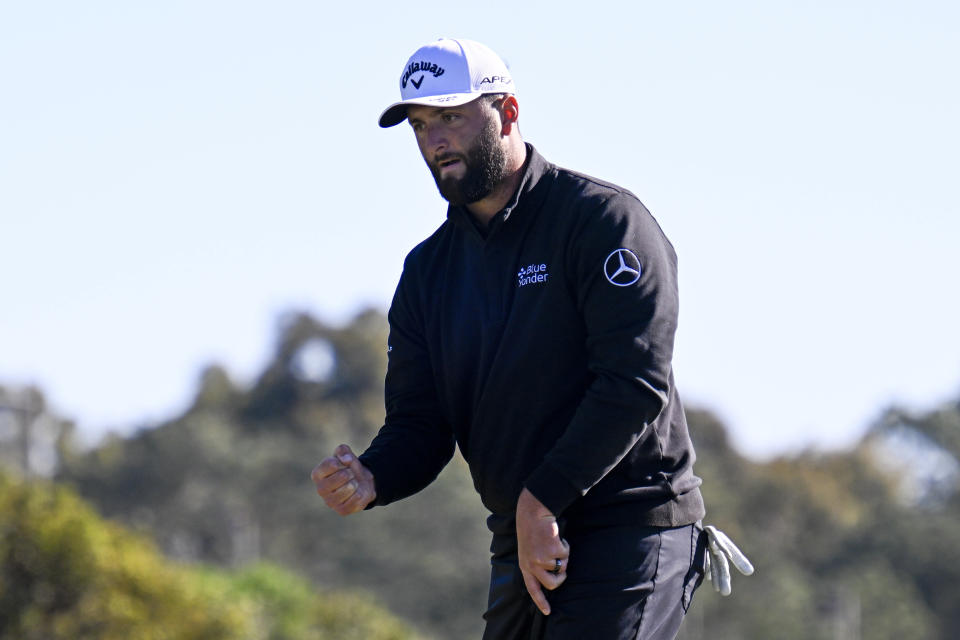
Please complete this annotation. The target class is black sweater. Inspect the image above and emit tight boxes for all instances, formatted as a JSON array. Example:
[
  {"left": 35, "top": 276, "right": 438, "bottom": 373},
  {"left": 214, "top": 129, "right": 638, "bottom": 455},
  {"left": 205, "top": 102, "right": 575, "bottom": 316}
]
[{"left": 359, "top": 145, "right": 705, "bottom": 528}]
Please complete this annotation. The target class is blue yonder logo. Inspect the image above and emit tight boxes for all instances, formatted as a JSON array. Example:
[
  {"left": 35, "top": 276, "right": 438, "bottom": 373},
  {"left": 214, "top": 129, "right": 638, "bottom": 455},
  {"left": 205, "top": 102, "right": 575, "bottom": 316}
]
[{"left": 517, "top": 263, "right": 549, "bottom": 288}]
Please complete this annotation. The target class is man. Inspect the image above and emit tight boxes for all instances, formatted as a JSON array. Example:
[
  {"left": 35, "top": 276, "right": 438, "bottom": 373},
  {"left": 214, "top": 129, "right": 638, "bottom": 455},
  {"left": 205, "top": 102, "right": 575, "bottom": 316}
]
[{"left": 312, "top": 38, "right": 747, "bottom": 639}]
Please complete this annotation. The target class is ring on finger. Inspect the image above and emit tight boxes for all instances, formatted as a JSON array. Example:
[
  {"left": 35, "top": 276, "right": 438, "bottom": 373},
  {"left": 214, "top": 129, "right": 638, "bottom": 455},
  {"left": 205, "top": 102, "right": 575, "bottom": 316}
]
[{"left": 549, "top": 558, "right": 562, "bottom": 575}]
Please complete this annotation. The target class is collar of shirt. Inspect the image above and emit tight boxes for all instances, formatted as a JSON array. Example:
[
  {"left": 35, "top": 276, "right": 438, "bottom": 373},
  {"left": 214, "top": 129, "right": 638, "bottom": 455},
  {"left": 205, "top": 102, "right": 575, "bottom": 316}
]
[{"left": 446, "top": 143, "right": 552, "bottom": 240}]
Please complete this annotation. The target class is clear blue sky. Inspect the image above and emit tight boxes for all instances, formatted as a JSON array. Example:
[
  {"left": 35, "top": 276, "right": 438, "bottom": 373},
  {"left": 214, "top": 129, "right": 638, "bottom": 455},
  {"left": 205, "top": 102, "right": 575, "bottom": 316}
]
[{"left": 2, "top": 1, "right": 958, "bottom": 458}]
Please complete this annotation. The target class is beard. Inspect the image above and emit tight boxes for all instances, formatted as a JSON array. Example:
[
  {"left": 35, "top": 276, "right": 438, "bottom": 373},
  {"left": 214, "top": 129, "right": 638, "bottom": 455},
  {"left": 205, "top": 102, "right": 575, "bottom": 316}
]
[{"left": 428, "top": 119, "right": 507, "bottom": 206}]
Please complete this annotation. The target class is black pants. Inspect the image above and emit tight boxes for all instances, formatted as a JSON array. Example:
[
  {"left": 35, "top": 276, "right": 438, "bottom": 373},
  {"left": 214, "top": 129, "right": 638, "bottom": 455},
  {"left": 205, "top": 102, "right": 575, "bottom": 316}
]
[{"left": 482, "top": 520, "right": 706, "bottom": 640}]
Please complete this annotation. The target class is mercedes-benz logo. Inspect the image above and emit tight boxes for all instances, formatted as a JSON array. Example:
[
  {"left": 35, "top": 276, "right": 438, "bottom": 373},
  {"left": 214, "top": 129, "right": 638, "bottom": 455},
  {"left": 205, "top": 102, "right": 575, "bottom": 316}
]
[{"left": 603, "top": 249, "right": 642, "bottom": 286}]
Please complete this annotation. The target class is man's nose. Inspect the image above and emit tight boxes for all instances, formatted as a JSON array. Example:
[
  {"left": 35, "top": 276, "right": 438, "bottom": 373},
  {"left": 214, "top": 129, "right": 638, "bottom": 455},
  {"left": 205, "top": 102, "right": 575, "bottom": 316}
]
[{"left": 425, "top": 124, "right": 448, "bottom": 153}]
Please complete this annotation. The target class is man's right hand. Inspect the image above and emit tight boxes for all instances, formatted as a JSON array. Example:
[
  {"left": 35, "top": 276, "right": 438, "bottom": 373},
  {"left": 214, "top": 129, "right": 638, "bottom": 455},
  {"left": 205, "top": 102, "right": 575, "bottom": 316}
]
[{"left": 311, "top": 444, "right": 376, "bottom": 515}]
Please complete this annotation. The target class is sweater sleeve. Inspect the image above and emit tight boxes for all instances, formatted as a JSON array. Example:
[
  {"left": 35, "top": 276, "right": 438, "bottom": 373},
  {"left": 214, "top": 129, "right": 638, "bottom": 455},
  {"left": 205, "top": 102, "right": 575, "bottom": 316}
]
[
  {"left": 358, "top": 254, "right": 456, "bottom": 507},
  {"left": 523, "top": 192, "right": 681, "bottom": 516}
]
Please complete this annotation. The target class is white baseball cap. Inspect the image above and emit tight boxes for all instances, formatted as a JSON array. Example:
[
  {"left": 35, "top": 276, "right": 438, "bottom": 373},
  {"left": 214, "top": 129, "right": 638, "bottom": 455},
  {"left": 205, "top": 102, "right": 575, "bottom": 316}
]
[{"left": 378, "top": 38, "right": 515, "bottom": 128}]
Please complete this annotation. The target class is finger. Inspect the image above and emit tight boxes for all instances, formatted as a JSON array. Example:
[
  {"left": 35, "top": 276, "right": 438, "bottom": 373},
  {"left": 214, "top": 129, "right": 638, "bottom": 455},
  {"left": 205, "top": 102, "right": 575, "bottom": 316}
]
[
  {"left": 540, "top": 555, "right": 568, "bottom": 576},
  {"left": 346, "top": 455, "right": 368, "bottom": 480},
  {"left": 535, "top": 557, "right": 558, "bottom": 573},
  {"left": 556, "top": 541, "right": 571, "bottom": 573},
  {"left": 521, "top": 569, "right": 551, "bottom": 615},
  {"left": 706, "top": 528, "right": 731, "bottom": 595},
  {"left": 708, "top": 550, "right": 722, "bottom": 592},
  {"left": 553, "top": 557, "right": 567, "bottom": 574},
  {"left": 336, "top": 485, "right": 373, "bottom": 515},
  {"left": 719, "top": 564, "right": 732, "bottom": 596},
  {"left": 311, "top": 456, "right": 345, "bottom": 482},
  {"left": 705, "top": 527, "right": 742, "bottom": 594},
  {"left": 538, "top": 567, "right": 567, "bottom": 591},
  {"left": 535, "top": 538, "right": 570, "bottom": 571},
  {"left": 712, "top": 529, "right": 754, "bottom": 576},
  {"left": 711, "top": 547, "right": 731, "bottom": 596},
  {"left": 326, "top": 476, "right": 359, "bottom": 506},
  {"left": 334, "top": 444, "right": 356, "bottom": 466},
  {"left": 314, "top": 467, "right": 354, "bottom": 496}
]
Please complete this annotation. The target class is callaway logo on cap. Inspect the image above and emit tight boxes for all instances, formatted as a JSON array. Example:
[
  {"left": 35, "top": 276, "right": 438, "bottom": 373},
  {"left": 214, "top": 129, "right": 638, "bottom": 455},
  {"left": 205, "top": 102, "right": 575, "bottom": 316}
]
[{"left": 378, "top": 38, "right": 515, "bottom": 128}]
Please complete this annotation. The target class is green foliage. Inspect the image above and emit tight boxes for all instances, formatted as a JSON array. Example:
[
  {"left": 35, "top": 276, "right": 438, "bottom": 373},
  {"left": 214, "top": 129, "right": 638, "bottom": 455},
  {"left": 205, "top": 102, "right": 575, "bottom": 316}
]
[
  {"left": 58, "top": 310, "right": 488, "bottom": 639},
  {"left": 682, "top": 404, "right": 957, "bottom": 640},
  {"left": 0, "top": 473, "right": 251, "bottom": 639},
  {"left": 0, "top": 474, "right": 422, "bottom": 640},
  {"left": 45, "top": 310, "right": 960, "bottom": 639}
]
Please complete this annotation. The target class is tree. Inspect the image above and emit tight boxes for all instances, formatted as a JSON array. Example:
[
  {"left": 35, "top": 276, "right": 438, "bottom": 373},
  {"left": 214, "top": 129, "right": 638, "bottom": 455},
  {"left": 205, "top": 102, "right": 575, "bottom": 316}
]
[
  {"left": 0, "top": 472, "right": 423, "bottom": 640},
  {"left": 54, "top": 310, "right": 960, "bottom": 639},
  {"left": 0, "top": 386, "right": 73, "bottom": 479}
]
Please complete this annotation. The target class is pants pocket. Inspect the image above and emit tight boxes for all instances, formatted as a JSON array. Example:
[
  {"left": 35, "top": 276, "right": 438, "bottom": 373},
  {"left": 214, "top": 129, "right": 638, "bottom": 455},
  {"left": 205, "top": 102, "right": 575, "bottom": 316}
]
[{"left": 682, "top": 523, "right": 708, "bottom": 612}]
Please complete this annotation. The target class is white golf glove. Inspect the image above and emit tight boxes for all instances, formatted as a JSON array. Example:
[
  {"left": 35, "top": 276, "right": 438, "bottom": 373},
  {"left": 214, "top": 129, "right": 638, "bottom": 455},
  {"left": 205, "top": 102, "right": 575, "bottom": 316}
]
[{"left": 703, "top": 525, "right": 754, "bottom": 596}]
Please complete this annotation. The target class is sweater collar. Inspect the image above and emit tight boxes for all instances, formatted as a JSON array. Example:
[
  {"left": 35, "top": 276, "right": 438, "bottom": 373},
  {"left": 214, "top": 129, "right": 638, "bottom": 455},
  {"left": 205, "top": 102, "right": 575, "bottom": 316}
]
[{"left": 446, "top": 143, "right": 551, "bottom": 236}]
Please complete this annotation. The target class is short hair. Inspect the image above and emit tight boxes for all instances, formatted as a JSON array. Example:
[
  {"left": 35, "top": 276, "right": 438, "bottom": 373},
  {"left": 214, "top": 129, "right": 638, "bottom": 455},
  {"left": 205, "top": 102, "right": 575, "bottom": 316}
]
[
  {"left": 481, "top": 93, "right": 519, "bottom": 132},
  {"left": 481, "top": 93, "right": 514, "bottom": 118}
]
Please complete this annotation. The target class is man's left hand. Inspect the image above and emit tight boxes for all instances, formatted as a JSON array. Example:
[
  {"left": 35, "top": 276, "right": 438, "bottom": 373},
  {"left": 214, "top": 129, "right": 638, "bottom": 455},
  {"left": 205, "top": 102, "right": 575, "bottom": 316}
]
[{"left": 516, "top": 488, "right": 570, "bottom": 615}]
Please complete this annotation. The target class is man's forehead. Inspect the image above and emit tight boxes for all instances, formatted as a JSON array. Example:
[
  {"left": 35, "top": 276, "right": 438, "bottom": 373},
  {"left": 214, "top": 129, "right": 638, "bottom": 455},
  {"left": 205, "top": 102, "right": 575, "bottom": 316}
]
[
  {"left": 406, "top": 98, "right": 483, "bottom": 121},
  {"left": 405, "top": 104, "right": 444, "bottom": 120}
]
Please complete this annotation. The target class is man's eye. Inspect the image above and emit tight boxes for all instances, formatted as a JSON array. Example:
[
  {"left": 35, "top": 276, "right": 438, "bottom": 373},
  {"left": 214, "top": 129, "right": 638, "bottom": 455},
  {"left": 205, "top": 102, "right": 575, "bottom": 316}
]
[{"left": 442, "top": 113, "right": 459, "bottom": 123}]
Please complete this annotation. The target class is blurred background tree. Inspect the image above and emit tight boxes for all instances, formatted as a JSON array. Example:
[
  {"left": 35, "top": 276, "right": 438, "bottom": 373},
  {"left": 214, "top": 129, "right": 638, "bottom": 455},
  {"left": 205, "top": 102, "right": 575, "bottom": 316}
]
[
  {"left": 0, "top": 386, "right": 74, "bottom": 479},
  {"left": 3, "top": 309, "right": 958, "bottom": 638},
  {"left": 54, "top": 310, "right": 490, "bottom": 639},
  {"left": 0, "top": 472, "right": 421, "bottom": 640}
]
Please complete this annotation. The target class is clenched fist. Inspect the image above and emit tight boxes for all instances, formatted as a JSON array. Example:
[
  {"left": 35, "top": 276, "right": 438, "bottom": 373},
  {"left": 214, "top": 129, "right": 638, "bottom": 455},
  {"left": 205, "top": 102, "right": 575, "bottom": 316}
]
[{"left": 311, "top": 444, "right": 377, "bottom": 515}]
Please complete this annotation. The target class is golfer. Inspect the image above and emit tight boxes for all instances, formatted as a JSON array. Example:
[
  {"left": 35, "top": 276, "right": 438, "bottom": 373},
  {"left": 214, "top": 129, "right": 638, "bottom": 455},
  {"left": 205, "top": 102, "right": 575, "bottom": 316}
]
[{"left": 313, "top": 38, "right": 743, "bottom": 639}]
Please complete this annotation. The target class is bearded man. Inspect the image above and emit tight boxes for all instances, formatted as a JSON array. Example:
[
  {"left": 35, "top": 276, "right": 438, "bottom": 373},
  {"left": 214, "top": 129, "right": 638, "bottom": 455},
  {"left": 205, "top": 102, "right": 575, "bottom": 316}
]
[{"left": 312, "top": 38, "right": 749, "bottom": 640}]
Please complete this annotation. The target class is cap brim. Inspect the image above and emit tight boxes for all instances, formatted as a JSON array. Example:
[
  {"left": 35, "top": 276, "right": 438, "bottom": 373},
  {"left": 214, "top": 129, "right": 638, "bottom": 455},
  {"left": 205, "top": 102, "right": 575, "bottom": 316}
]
[{"left": 378, "top": 92, "right": 481, "bottom": 128}]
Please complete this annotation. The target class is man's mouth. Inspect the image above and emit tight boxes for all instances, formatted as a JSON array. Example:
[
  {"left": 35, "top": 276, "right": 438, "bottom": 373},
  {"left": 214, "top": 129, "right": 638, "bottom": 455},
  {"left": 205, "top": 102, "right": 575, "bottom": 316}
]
[{"left": 436, "top": 156, "right": 462, "bottom": 173}]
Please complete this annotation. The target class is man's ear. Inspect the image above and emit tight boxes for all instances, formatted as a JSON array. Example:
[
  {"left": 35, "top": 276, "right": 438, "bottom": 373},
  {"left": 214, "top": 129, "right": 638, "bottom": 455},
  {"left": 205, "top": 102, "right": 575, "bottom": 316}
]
[{"left": 499, "top": 95, "right": 520, "bottom": 135}]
